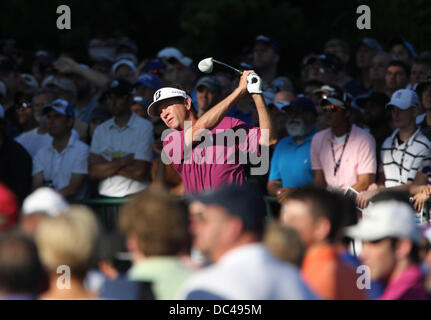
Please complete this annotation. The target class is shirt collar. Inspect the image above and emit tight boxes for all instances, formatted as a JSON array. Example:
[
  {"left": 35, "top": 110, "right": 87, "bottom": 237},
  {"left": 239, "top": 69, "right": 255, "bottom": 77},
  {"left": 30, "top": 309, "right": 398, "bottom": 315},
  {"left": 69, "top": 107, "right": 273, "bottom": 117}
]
[
  {"left": 391, "top": 127, "right": 421, "bottom": 148},
  {"left": 108, "top": 111, "right": 137, "bottom": 130},
  {"left": 48, "top": 132, "right": 77, "bottom": 153}
]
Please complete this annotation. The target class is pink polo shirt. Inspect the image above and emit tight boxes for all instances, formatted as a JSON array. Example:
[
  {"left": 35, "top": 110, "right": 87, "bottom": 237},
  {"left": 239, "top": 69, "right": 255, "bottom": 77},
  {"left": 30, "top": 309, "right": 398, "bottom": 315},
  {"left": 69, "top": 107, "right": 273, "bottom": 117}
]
[
  {"left": 310, "top": 124, "right": 376, "bottom": 191},
  {"left": 162, "top": 117, "right": 261, "bottom": 194}
]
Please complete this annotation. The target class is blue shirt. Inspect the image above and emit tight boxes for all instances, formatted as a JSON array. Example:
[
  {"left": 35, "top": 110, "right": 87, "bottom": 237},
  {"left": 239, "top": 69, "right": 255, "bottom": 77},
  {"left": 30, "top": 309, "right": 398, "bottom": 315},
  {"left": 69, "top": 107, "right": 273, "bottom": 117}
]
[{"left": 269, "top": 130, "right": 316, "bottom": 188}]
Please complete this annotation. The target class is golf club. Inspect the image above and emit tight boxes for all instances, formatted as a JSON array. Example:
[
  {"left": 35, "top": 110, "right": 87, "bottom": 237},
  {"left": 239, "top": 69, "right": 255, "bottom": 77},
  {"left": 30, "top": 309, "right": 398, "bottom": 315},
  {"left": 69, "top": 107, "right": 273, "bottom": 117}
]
[{"left": 198, "top": 57, "right": 243, "bottom": 75}]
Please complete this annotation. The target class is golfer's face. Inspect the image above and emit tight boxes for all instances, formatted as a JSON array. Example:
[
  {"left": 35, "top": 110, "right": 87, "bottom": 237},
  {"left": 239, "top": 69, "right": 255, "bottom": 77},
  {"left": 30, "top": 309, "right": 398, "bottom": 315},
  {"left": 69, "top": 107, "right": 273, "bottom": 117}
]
[{"left": 159, "top": 97, "right": 188, "bottom": 130}]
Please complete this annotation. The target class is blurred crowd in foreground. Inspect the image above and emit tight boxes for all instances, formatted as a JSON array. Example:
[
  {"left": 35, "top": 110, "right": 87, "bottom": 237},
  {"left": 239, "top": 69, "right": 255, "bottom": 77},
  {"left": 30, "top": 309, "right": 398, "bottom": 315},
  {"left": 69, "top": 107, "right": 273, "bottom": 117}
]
[{"left": 0, "top": 33, "right": 431, "bottom": 299}]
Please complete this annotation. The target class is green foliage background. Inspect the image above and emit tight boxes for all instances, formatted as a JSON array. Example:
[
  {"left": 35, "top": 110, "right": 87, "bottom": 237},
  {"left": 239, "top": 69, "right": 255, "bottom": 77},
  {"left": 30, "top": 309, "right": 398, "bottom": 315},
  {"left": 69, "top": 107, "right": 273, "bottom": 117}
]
[{"left": 0, "top": 0, "right": 429, "bottom": 81}]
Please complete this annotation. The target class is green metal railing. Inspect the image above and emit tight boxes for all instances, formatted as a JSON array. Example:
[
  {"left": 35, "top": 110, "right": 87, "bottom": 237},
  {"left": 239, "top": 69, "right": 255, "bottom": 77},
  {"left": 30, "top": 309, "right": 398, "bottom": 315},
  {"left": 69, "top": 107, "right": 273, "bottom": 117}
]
[{"left": 72, "top": 196, "right": 280, "bottom": 231}]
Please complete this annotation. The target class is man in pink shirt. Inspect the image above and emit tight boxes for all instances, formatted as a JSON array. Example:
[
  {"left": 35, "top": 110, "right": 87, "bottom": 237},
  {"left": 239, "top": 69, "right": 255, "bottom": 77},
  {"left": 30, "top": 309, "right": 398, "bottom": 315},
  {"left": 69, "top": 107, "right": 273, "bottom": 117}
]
[
  {"left": 147, "top": 70, "right": 277, "bottom": 194},
  {"left": 310, "top": 85, "right": 376, "bottom": 192},
  {"left": 346, "top": 199, "right": 429, "bottom": 300}
]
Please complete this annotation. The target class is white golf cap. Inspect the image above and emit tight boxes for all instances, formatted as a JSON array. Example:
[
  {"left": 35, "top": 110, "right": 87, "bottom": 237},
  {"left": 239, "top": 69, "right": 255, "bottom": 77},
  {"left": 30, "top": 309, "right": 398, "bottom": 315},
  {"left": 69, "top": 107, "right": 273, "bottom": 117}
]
[
  {"left": 157, "top": 47, "right": 193, "bottom": 67},
  {"left": 22, "top": 187, "right": 69, "bottom": 217},
  {"left": 386, "top": 89, "right": 419, "bottom": 110},
  {"left": 345, "top": 200, "right": 420, "bottom": 243},
  {"left": 111, "top": 59, "right": 137, "bottom": 75},
  {"left": 147, "top": 87, "right": 191, "bottom": 118}
]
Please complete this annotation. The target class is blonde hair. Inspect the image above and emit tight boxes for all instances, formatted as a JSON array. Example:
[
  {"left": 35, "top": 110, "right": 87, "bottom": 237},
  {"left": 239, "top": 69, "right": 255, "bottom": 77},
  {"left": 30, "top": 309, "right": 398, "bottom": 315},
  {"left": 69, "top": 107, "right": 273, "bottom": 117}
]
[{"left": 35, "top": 205, "right": 99, "bottom": 279}]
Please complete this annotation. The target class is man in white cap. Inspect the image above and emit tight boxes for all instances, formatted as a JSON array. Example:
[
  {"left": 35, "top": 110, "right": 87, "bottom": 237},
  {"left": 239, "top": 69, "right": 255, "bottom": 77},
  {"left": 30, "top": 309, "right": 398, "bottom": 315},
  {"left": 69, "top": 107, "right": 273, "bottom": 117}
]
[
  {"left": 20, "top": 187, "right": 69, "bottom": 236},
  {"left": 147, "top": 70, "right": 277, "bottom": 194},
  {"left": 357, "top": 89, "right": 431, "bottom": 208},
  {"left": 345, "top": 200, "right": 429, "bottom": 299}
]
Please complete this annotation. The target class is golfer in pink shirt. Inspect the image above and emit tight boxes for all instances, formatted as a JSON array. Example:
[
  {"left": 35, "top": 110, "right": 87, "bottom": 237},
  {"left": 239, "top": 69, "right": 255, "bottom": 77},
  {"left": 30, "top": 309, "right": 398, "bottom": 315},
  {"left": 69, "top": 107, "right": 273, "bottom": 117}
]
[{"left": 147, "top": 70, "right": 277, "bottom": 194}]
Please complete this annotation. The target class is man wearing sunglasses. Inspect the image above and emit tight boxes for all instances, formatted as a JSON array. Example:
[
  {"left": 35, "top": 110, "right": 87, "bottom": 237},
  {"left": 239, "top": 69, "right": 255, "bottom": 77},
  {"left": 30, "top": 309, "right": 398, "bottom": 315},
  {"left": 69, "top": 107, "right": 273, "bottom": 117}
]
[{"left": 310, "top": 86, "right": 376, "bottom": 193}]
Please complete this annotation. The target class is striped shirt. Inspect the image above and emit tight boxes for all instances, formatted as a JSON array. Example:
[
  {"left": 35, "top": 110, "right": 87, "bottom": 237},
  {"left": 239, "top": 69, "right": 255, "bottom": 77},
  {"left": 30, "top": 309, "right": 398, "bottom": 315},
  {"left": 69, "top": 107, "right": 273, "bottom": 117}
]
[{"left": 381, "top": 128, "right": 431, "bottom": 187}]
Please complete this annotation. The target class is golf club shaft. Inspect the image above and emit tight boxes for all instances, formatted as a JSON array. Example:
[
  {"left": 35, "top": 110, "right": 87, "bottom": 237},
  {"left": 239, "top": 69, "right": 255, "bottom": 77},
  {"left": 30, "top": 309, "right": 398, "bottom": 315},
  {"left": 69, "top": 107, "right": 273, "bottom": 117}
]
[{"left": 212, "top": 59, "right": 243, "bottom": 74}]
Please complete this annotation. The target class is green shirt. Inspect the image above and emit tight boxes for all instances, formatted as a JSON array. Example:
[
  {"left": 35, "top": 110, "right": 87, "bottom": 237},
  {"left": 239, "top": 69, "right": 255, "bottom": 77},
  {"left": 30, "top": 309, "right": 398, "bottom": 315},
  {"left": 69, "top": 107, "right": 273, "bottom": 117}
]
[{"left": 127, "top": 256, "right": 192, "bottom": 300}]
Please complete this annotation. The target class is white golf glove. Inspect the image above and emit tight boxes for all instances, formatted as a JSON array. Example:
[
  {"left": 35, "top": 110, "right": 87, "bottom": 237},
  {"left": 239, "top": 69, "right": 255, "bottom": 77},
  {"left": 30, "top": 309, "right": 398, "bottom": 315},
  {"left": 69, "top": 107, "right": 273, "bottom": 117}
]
[{"left": 247, "top": 72, "right": 263, "bottom": 94}]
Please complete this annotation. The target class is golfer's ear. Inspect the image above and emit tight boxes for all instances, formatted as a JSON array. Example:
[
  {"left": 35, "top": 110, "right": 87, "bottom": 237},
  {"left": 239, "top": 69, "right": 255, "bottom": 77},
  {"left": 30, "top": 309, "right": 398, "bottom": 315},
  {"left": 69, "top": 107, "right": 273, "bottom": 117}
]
[{"left": 185, "top": 97, "right": 192, "bottom": 111}]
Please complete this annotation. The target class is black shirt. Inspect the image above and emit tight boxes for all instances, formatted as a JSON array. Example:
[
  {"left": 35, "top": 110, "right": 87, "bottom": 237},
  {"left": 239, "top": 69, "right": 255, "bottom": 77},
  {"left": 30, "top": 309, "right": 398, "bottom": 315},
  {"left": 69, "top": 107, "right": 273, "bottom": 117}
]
[{"left": 0, "top": 137, "right": 32, "bottom": 203}]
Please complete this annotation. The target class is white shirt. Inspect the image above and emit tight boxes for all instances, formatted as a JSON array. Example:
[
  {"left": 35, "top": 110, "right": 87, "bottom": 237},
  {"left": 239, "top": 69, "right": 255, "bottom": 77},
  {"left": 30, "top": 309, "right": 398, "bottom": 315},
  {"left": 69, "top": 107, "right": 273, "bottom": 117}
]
[
  {"left": 90, "top": 112, "right": 154, "bottom": 197},
  {"left": 15, "top": 128, "right": 80, "bottom": 158},
  {"left": 381, "top": 128, "right": 431, "bottom": 187},
  {"left": 33, "top": 133, "right": 90, "bottom": 199},
  {"left": 178, "top": 243, "right": 318, "bottom": 300}
]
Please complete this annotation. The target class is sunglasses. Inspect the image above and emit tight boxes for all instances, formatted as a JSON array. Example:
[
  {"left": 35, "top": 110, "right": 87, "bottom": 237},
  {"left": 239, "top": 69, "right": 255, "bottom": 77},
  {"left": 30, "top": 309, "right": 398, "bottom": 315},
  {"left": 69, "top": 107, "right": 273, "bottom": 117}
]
[{"left": 321, "top": 104, "right": 344, "bottom": 113}]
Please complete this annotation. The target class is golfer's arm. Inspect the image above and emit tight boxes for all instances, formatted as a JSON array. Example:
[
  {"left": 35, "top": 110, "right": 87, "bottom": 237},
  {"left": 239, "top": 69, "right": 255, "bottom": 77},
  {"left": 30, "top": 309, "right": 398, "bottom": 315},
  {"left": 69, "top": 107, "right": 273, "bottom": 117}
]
[
  {"left": 313, "top": 170, "right": 327, "bottom": 188},
  {"left": 252, "top": 94, "right": 277, "bottom": 146},
  {"left": 188, "top": 88, "right": 243, "bottom": 144}
]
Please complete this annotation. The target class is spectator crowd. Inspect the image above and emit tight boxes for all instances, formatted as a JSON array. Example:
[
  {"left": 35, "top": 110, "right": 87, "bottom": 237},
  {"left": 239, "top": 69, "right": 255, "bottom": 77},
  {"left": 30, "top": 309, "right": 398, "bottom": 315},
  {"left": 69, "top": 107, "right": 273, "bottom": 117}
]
[{"left": 0, "top": 33, "right": 431, "bottom": 300}]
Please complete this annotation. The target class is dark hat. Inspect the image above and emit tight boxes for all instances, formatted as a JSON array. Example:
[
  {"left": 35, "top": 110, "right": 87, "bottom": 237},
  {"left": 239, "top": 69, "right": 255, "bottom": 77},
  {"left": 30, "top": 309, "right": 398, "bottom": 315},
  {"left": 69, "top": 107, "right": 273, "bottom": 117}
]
[
  {"left": 255, "top": 35, "right": 280, "bottom": 54},
  {"left": 320, "top": 85, "right": 351, "bottom": 109},
  {"left": 193, "top": 183, "right": 267, "bottom": 236},
  {"left": 104, "top": 79, "right": 135, "bottom": 97},
  {"left": 195, "top": 76, "right": 222, "bottom": 93},
  {"left": 355, "top": 92, "right": 390, "bottom": 109},
  {"left": 389, "top": 35, "right": 416, "bottom": 59},
  {"left": 306, "top": 53, "right": 344, "bottom": 74},
  {"left": 289, "top": 97, "right": 317, "bottom": 115},
  {"left": 416, "top": 71, "right": 431, "bottom": 97}
]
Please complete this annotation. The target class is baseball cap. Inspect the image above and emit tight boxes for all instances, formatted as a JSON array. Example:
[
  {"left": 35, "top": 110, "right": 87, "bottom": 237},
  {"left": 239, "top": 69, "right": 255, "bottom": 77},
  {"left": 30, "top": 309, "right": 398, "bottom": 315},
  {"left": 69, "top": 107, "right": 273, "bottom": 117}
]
[
  {"left": 135, "top": 73, "right": 163, "bottom": 90},
  {"left": 147, "top": 87, "right": 191, "bottom": 118},
  {"left": 386, "top": 89, "right": 419, "bottom": 110},
  {"left": 255, "top": 35, "right": 280, "bottom": 54},
  {"left": 389, "top": 35, "right": 417, "bottom": 59},
  {"left": 192, "top": 183, "right": 267, "bottom": 236},
  {"left": 0, "top": 81, "right": 6, "bottom": 98},
  {"left": 269, "top": 101, "right": 290, "bottom": 113},
  {"left": 157, "top": 47, "right": 193, "bottom": 67},
  {"left": 289, "top": 97, "right": 317, "bottom": 115},
  {"left": 415, "top": 71, "right": 431, "bottom": 96},
  {"left": 21, "top": 74, "right": 38, "bottom": 89},
  {"left": 42, "top": 99, "right": 75, "bottom": 118},
  {"left": 0, "top": 184, "right": 18, "bottom": 231},
  {"left": 41, "top": 75, "right": 77, "bottom": 97},
  {"left": 22, "top": 187, "right": 69, "bottom": 217},
  {"left": 355, "top": 92, "right": 390, "bottom": 109},
  {"left": 360, "top": 37, "right": 383, "bottom": 52},
  {"left": 117, "top": 39, "right": 138, "bottom": 54},
  {"left": 111, "top": 59, "right": 137, "bottom": 75},
  {"left": 345, "top": 200, "right": 420, "bottom": 243},
  {"left": 306, "top": 53, "right": 344, "bottom": 74},
  {"left": 104, "top": 79, "right": 136, "bottom": 97},
  {"left": 320, "top": 85, "right": 351, "bottom": 109},
  {"left": 132, "top": 96, "right": 151, "bottom": 108},
  {"left": 195, "top": 76, "right": 222, "bottom": 93}
]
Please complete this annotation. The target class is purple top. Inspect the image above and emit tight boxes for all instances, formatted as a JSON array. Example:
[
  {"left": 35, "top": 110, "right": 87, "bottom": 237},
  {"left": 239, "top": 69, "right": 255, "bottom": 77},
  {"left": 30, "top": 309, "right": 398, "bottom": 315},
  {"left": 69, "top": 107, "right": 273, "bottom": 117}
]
[
  {"left": 163, "top": 117, "right": 261, "bottom": 194},
  {"left": 379, "top": 265, "right": 429, "bottom": 300}
]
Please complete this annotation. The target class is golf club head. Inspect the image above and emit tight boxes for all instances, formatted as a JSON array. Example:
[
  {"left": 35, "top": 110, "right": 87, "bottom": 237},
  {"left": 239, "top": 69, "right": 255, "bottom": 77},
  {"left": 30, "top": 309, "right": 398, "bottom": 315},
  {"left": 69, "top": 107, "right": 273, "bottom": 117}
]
[{"left": 198, "top": 57, "right": 214, "bottom": 73}]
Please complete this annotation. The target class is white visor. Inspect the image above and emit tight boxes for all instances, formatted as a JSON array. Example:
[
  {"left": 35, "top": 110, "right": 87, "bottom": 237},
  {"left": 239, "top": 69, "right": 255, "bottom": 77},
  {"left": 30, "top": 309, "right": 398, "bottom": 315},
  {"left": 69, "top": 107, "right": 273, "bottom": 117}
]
[{"left": 147, "top": 87, "right": 190, "bottom": 118}]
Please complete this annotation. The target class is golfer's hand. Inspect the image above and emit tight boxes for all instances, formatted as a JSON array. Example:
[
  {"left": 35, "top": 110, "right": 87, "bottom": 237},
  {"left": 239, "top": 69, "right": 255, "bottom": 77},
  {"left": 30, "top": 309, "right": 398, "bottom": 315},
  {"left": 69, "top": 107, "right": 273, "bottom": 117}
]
[
  {"left": 237, "top": 70, "right": 254, "bottom": 96},
  {"left": 247, "top": 72, "right": 263, "bottom": 94}
]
